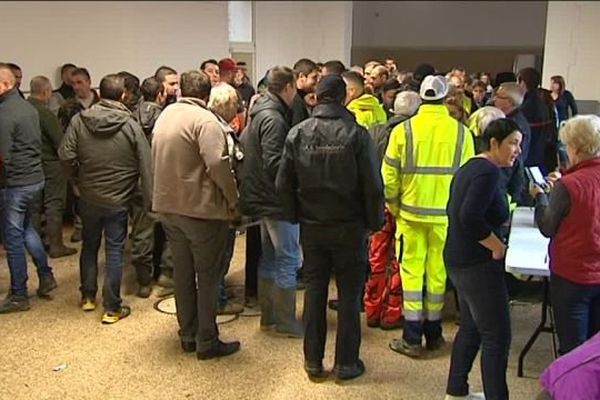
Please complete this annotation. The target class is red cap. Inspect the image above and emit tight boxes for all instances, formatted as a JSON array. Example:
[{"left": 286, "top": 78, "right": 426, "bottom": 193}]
[{"left": 218, "top": 58, "right": 238, "bottom": 72}]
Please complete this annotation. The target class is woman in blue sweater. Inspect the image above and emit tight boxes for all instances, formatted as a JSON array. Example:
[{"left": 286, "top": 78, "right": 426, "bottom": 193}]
[
  {"left": 550, "top": 75, "right": 578, "bottom": 124},
  {"left": 443, "top": 118, "right": 523, "bottom": 400}
]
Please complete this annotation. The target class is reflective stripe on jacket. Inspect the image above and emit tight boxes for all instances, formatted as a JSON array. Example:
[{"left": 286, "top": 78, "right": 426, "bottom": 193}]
[{"left": 381, "top": 104, "right": 475, "bottom": 224}]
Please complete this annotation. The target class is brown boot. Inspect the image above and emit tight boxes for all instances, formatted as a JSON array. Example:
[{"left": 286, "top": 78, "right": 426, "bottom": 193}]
[{"left": 47, "top": 213, "right": 78, "bottom": 258}]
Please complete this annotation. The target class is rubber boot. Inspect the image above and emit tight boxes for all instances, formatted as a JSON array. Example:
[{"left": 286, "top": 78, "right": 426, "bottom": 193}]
[
  {"left": 47, "top": 213, "right": 77, "bottom": 258},
  {"left": 258, "top": 277, "right": 276, "bottom": 331},
  {"left": 273, "top": 286, "right": 303, "bottom": 338}
]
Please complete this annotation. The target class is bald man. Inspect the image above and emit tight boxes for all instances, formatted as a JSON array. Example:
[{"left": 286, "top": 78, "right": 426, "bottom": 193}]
[
  {"left": 0, "top": 64, "right": 57, "bottom": 313},
  {"left": 28, "top": 76, "right": 77, "bottom": 258}
]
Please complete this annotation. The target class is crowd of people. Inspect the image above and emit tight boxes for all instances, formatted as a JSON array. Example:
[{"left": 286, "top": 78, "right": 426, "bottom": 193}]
[{"left": 0, "top": 54, "right": 598, "bottom": 399}]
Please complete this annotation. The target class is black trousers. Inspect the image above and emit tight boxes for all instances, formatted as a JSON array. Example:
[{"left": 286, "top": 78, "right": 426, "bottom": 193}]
[
  {"left": 160, "top": 214, "right": 229, "bottom": 352},
  {"left": 244, "top": 224, "right": 261, "bottom": 298},
  {"left": 301, "top": 225, "right": 367, "bottom": 367}
]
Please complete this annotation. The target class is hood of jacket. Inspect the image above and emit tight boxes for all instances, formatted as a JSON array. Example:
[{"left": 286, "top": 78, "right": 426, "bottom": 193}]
[
  {"left": 347, "top": 94, "right": 383, "bottom": 113},
  {"left": 80, "top": 99, "right": 131, "bottom": 136},
  {"left": 249, "top": 91, "right": 291, "bottom": 121},
  {"left": 136, "top": 101, "right": 163, "bottom": 130},
  {"left": 312, "top": 102, "right": 356, "bottom": 121}
]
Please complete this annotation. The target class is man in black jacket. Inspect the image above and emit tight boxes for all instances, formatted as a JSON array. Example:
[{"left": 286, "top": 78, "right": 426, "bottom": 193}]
[
  {"left": 0, "top": 64, "right": 57, "bottom": 313},
  {"left": 518, "top": 68, "right": 551, "bottom": 170},
  {"left": 239, "top": 66, "right": 303, "bottom": 338},
  {"left": 276, "top": 75, "right": 384, "bottom": 382},
  {"left": 291, "top": 58, "right": 319, "bottom": 127}
]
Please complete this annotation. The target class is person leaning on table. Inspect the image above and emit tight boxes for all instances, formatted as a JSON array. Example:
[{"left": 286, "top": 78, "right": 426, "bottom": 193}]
[
  {"left": 444, "top": 118, "right": 523, "bottom": 400},
  {"left": 530, "top": 114, "right": 600, "bottom": 356}
]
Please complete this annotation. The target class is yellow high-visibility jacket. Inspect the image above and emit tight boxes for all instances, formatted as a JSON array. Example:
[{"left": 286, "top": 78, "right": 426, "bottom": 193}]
[
  {"left": 347, "top": 94, "right": 387, "bottom": 130},
  {"left": 382, "top": 104, "right": 475, "bottom": 224}
]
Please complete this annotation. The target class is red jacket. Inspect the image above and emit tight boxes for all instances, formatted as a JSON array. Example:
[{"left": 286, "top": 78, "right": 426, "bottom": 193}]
[{"left": 550, "top": 157, "right": 600, "bottom": 284}]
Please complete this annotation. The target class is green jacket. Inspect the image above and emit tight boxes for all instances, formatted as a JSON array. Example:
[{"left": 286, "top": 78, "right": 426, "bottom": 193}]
[
  {"left": 58, "top": 99, "right": 152, "bottom": 210},
  {"left": 27, "top": 97, "right": 64, "bottom": 161},
  {"left": 347, "top": 94, "right": 387, "bottom": 130}
]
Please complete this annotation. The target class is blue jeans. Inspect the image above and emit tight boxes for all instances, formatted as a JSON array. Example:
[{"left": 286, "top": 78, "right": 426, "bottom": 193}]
[
  {"left": 258, "top": 218, "right": 300, "bottom": 289},
  {"left": 551, "top": 273, "right": 600, "bottom": 355},
  {"left": 79, "top": 199, "right": 128, "bottom": 312},
  {"left": 446, "top": 260, "right": 511, "bottom": 400},
  {"left": 0, "top": 182, "right": 52, "bottom": 297}
]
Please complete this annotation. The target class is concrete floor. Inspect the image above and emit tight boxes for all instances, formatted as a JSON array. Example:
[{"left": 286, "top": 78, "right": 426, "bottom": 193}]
[{"left": 0, "top": 229, "right": 553, "bottom": 400}]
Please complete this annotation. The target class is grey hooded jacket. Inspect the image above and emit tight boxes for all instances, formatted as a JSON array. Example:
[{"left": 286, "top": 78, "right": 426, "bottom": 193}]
[{"left": 58, "top": 99, "right": 152, "bottom": 209}]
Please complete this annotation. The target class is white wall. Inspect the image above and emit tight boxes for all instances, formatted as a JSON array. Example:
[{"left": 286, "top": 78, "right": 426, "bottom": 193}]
[
  {"left": 353, "top": 1, "right": 547, "bottom": 48},
  {"left": 255, "top": 1, "right": 352, "bottom": 80},
  {"left": 2, "top": 1, "right": 229, "bottom": 91},
  {"left": 229, "top": 1, "right": 253, "bottom": 43},
  {"left": 542, "top": 1, "right": 600, "bottom": 101}
]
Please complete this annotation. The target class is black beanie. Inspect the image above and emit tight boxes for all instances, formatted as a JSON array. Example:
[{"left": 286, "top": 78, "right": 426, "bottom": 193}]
[{"left": 316, "top": 74, "right": 346, "bottom": 104}]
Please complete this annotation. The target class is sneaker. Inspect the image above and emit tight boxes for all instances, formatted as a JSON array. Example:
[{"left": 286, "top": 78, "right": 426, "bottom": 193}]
[
  {"left": 304, "top": 360, "right": 329, "bottom": 383},
  {"left": 444, "top": 393, "right": 485, "bottom": 400},
  {"left": 81, "top": 298, "right": 96, "bottom": 312},
  {"left": 136, "top": 285, "right": 152, "bottom": 299},
  {"left": 101, "top": 305, "right": 131, "bottom": 324},
  {"left": 426, "top": 336, "right": 446, "bottom": 351},
  {"left": 37, "top": 274, "right": 58, "bottom": 297},
  {"left": 197, "top": 340, "right": 240, "bottom": 360},
  {"left": 217, "top": 301, "right": 244, "bottom": 315},
  {"left": 389, "top": 338, "right": 423, "bottom": 358},
  {"left": 0, "top": 295, "right": 30, "bottom": 314},
  {"left": 333, "top": 359, "right": 366, "bottom": 381}
]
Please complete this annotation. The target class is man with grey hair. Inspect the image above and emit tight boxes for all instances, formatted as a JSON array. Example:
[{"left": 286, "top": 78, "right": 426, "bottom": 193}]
[
  {"left": 0, "top": 64, "right": 57, "bottom": 313},
  {"left": 493, "top": 83, "right": 529, "bottom": 207},
  {"left": 153, "top": 71, "right": 241, "bottom": 359},
  {"left": 364, "top": 90, "right": 421, "bottom": 330},
  {"left": 493, "top": 82, "right": 531, "bottom": 161},
  {"left": 28, "top": 76, "right": 77, "bottom": 259}
]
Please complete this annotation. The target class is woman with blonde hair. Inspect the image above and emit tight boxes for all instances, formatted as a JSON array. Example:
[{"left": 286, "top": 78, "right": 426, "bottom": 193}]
[{"left": 531, "top": 115, "right": 600, "bottom": 355}]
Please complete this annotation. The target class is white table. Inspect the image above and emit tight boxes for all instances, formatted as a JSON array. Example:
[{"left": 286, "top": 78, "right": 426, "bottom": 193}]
[
  {"left": 505, "top": 207, "right": 556, "bottom": 377},
  {"left": 506, "top": 207, "right": 550, "bottom": 277}
]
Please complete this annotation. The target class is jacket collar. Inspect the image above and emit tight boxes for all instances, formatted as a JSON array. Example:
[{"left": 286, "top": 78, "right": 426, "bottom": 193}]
[
  {"left": 96, "top": 98, "right": 132, "bottom": 113},
  {"left": 565, "top": 157, "right": 600, "bottom": 175},
  {"left": 385, "top": 113, "right": 410, "bottom": 128},
  {"left": 506, "top": 107, "right": 520, "bottom": 118},
  {"left": 312, "top": 102, "right": 355, "bottom": 121},
  {"left": 0, "top": 87, "right": 19, "bottom": 104},
  {"left": 178, "top": 97, "right": 207, "bottom": 108},
  {"left": 27, "top": 96, "right": 48, "bottom": 106},
  {"left": 267, "top": 91, "right": 292, "bottom": 114},
  {"left": 417, "top": 103, "right": 450, "bottom": 115}
]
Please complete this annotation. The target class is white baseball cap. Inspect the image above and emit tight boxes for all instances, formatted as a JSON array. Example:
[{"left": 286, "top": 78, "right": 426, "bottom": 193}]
[{"left": 419, "top": 75, "right": 448, "bottom": 101}]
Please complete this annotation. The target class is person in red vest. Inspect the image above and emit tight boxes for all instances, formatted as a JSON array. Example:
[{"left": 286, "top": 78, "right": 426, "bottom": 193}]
[{"left": 531, "top": 114, "right": 600, "bottom": 355}]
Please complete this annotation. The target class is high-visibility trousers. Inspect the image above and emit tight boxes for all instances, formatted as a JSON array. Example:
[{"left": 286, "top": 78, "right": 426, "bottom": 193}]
[
  {"left": 396, "top": 218, "right": 447, "bottom": 323},
  {"left": 364, "top": 208, "right": 403, "bottom": 325}
]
